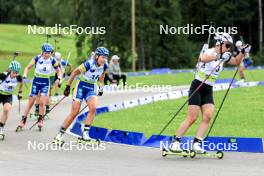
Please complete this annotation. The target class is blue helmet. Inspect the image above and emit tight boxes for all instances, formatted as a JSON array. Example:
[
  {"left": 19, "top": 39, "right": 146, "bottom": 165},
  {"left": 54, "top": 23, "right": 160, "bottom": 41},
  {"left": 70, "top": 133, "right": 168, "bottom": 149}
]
[
  {"left": 95, "top": 47, "right": 109, "bottom": 57},
  {"left": 42, "top": 43, "right": 53, "bottom": 52},
  {"left": 9, "top": 61, "right": 21, "bottom": 73}
]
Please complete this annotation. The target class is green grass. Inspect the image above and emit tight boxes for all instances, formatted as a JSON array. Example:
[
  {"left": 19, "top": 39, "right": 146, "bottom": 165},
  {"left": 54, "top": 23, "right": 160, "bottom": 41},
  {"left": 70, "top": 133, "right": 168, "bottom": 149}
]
[
  {"left": 0, "top": 24, "right": 78, "bottom": 78},
  {"left": 94, "top": 86, "right": 264, "bottom": 138},
  {"left": 127, "top": 69, "right": 264, "bottom": 86},
  {"left": 0, "top": 24, "right": 78, "bottom": 98}
]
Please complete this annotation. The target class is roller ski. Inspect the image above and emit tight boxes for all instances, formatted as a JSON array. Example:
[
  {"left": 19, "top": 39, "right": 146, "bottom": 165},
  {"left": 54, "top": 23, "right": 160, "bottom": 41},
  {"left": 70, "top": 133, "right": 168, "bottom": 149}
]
[
  {"left": 162, "top": 148, "right": 191, "bottom": 158},
  {"left": 0, "top": 127, "right": 5, "bottom": 141},
  {"left": 77, "top": 131, "right": 100, "bottom": 145},
  {"left": 15, "top": 116, "right": 27, "bottom": 132},
  {"left": 162, "top": 140, "right": 191, "bottom": 158},
  {"left": 162, "top": 140, "right": 224, "bottom": 159},
  {"left": 189, "top": 142, "right": 224, "bottom": 159},
  {"left": 29, "top": 113, "right": 49, "bottom": 120},
  {"left": 77, "top": 137, "right": 100, "bottom": 146}
]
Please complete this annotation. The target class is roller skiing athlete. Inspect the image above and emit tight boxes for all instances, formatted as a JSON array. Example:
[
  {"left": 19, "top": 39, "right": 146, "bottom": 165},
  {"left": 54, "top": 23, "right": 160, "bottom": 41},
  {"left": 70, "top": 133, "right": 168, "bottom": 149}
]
[
  {"left": 16, "top": 43, "right": 63, "bottom": 132},
  {"left": 0, "top": 61, "right": 23, "bottom": 140},
  {"left": 163, "top": 33, "right": 251, "bottom": 159},
  {"left": 53, "top": 47, "right": 109, "bottom": 146}
]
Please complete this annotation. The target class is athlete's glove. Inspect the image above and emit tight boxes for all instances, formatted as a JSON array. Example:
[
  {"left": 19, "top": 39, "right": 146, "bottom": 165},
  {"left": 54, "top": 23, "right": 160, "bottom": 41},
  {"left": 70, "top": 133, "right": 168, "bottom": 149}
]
[
  {"left": 17, "top": 90, "right": 22, "bottom": 100},
  {"left": 64, "top": 85, "right": 71, "bottom": 96},
  {"left": 241, "top": 44, "right": 251, "bottom": 54},
  {"left": 219, "top": 52, "right": 232, "bottom": 62},
  {"left": 98, "top": 86, "right": 104, "bottom": 96}
]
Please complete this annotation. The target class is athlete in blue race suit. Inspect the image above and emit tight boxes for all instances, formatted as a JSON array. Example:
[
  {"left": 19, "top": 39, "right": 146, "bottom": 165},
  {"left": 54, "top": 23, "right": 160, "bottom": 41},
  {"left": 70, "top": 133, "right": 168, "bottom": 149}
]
[
  {"left": 53, "top": 47, "right": 109, "bottom": 144},
  {"left": 16, "top": 43, "right": 63, "bottom": 131}
]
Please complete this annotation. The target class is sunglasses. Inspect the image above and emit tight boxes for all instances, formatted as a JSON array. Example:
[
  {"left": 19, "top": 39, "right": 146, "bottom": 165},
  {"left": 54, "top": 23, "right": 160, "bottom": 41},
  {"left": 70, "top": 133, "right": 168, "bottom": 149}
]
[{"left": 225, "top": 43, "right": 231, "bottom": 48}]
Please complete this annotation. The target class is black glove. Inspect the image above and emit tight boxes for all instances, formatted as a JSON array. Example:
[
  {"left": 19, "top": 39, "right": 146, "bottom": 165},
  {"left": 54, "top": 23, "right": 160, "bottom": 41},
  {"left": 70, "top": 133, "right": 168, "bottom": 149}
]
[
  {"left": 17, "top": 91, "right": 22, "bottom": 100},
  {"left": 64, "top": 85, "right": 71, "bottom": 96},
  {"left": 97, "top": 86, "right": 103, "bottom": 96}
]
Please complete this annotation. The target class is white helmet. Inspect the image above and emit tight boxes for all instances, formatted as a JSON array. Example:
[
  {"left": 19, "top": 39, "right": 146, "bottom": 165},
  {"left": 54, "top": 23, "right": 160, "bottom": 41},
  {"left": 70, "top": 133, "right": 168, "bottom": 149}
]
[
  {"left": 111, "top": 55, "right": 120, "bottom": 60},
  {"left": 235, "top": 40, "right": 243, "bottom": 48},
  {"left": 214, "top": 32, "right": 233, "bottom": 44},
  {"left": 54, "top": 52, "right": 61, "bottom": 60}
]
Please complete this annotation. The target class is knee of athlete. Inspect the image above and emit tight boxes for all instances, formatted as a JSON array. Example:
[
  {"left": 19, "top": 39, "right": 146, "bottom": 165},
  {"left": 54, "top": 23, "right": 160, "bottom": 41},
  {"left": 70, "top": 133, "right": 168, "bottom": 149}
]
[
  {"left": 70, "top": 107, "right": 80, "bottom": 117},
  {"left": 186, "top": 115, "right": 197, "bottom": 125},
  {"left": 89, "top": 106, "right": 96, "bottom": 114},
  {"left": 203, "top": 113, "right": 212, "bottom": 123},
  {"left": 3, "top": 108, "right": 10, "bottom": 115}
]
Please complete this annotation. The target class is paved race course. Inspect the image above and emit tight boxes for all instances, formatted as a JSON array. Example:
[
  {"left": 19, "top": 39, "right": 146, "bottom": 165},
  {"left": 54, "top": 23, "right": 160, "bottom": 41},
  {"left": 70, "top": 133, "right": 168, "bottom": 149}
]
[{"left": 1, "top": 87, "right": 263, "bottom": 176}]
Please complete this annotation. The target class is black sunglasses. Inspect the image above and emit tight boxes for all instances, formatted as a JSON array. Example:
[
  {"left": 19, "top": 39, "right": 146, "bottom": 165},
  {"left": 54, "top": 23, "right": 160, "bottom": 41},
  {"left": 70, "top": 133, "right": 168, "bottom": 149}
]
[{"left": 225, "top": 43, "right": 231, "bottom": 48}]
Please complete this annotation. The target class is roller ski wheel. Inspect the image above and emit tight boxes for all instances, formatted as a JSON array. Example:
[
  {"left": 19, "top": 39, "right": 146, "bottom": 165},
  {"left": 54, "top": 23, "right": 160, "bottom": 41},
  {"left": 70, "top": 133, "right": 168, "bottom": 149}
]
[
  {"left": 162, "top": 148, "right": 167, "bottom": 157},
  {"left": 190, "top": 150, "right": 224, "bottom": 159},
  {"left": 77, "top": 137, "right": 100, "bottom": 145},
  {"left": 216, "top": 151, "right": 224, "bottom": 159},
  {"left": 0, "top": 134, "right": 5, "bottom": 141},
  {"left": 162, "top": 148, "right": 190, "bottom": 158},
  {"left": 190, "top": 150, "right": 196, "bottom": 158},
  {"left": 15, "top": 126, "right": 23, "bottom": 132}
]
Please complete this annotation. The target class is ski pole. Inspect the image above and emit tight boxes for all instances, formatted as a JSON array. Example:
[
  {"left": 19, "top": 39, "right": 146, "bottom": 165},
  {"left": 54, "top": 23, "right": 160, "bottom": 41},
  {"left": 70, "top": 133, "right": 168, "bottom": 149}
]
[
  {"left": 46, "top": 34, "right": 51, "bottom": 43},
  {"left": 205, "top": 67, "right": 239, "bottom": 139},
  {"left": 29, "top": 96, "right": 66, "bottom": 130},
  {"left": 157, "top": 59, "right": 225, "bottom": 137}
]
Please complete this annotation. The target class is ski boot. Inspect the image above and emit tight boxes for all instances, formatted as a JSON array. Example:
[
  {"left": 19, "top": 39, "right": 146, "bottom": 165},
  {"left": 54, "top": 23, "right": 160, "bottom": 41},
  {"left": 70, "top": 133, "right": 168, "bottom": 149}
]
[
  {"left": 0, "top": 127, "right": 5, "bottom": 141},
  {"left": 170, "top": 140, "right": 183, "bottom": 153},
  {"left": 162, "top": 136, "right": 189, "bottom": 158},
  {"left": 77, "top": 130, "right": 100, "bottom": 145},
  {"left": 44, "top": 105, "right": 50, "bottom": 120},
  {"left": 16, "top": 116, "right": 27, "bottom": 132},
  {"left": 53, "top": 132, "right": 65, "bottom": 146},
  {"left": 192, "top": 139, "right": 206, "bottom": 154}
]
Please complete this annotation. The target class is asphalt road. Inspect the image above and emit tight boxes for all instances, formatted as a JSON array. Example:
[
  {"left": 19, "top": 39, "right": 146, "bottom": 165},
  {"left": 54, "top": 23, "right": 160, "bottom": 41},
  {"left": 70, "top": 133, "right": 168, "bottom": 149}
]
[{"left": 0, "top": 87, "right": 263, "bottom": 176}]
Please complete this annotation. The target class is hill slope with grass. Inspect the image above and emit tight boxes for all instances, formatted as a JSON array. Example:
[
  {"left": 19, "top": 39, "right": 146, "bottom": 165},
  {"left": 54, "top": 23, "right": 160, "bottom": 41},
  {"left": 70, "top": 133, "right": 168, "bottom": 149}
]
[
  {"left": 0, "top": 24, "right": 77, "bottom": 77},
  {"left": 94, "top": 86, "right": 264, "bottom": 138}
]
